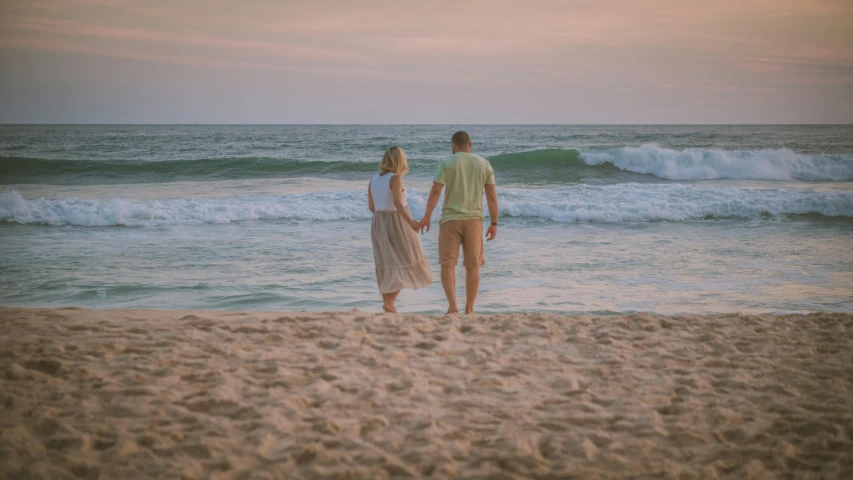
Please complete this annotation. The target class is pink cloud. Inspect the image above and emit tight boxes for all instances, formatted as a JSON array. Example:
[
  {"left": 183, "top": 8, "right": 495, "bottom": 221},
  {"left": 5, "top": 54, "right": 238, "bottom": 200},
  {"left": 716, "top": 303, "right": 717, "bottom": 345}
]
[
  {"left": 0, "top": 33, "right": 493, "bottom": 85},
  {"left": 3, "top": 0, "right": 851, "bottom": 88},
  {"left": 14, "top": 17, "right": 367, "bottom": 63},
  {"left": 791, "top": 75, "right": 853, "bottom": 85}
]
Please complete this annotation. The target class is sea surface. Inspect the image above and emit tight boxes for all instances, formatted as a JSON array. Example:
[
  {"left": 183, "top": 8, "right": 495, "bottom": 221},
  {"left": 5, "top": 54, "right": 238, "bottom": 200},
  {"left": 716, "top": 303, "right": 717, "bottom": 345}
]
[{"left": 2, "top": 125, "right": 852, "bottom": 314}]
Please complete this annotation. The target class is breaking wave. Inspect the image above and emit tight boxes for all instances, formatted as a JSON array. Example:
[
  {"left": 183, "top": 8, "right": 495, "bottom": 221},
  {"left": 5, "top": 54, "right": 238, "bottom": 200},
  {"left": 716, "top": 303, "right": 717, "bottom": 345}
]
[
  {"left": 3, "top": 184, "right": 851, "bottom": 227},
  {"left": 3, "top": 145, "right": 851, "bottom": 185}
]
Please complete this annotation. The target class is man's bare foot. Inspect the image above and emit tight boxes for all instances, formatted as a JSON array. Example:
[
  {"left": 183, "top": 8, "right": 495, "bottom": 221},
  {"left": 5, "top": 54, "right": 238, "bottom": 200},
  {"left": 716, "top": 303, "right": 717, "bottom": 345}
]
[
  {"left": 383, "top": 304, "right": 398, "bottom": 313},
  {"left": 446, "top": 307, "right": 459, "bottom": 314},
  {"left": 464, "top": 308, "right": 474, "bottom": 314}
]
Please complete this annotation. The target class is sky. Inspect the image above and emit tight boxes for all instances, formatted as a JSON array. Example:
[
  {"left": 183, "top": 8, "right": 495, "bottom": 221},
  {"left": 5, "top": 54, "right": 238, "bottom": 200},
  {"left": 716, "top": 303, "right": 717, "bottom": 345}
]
[{"left": 0, "top": 0, "right": 851, "bottom": 124}]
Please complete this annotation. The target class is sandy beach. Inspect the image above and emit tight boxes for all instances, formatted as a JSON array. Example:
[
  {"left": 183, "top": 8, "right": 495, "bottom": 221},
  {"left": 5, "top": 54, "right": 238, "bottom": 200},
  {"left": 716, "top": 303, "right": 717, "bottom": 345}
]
[{"left": 1, "top": 307, "right": 851, "bottom": 479}]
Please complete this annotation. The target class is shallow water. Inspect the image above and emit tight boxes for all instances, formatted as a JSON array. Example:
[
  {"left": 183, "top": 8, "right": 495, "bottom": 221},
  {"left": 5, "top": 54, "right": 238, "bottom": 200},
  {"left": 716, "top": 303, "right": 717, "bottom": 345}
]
[{"left": 2, "top": 125, "right": 852, "bottom": 313}]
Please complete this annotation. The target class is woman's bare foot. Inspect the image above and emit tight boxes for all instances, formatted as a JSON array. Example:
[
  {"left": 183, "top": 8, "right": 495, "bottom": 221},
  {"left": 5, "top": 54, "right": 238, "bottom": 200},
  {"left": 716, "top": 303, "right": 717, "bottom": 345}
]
[
  {"left": 381, "top": 291, "right": 400, "bottom": 314},
  {"left": 446, "top": 306, "right": 459, "bottom": 314}
]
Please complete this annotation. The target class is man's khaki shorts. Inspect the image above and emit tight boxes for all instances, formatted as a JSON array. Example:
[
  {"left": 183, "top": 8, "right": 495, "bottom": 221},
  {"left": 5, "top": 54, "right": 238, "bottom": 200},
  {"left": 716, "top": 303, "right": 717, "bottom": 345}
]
[{"left": 438, "top": 219, "right": 485, "bottom": 268}]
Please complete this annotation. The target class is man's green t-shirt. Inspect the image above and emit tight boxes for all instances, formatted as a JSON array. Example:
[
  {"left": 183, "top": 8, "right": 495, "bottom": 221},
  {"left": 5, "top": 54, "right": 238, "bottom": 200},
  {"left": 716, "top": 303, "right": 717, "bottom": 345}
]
[{"left": 433, "top": 152, "right": 496, "bottom": 224}]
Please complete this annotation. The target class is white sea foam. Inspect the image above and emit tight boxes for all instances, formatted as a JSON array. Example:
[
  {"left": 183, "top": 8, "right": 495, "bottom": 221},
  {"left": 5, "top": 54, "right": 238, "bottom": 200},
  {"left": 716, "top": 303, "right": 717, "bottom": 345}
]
[
  {"left": 0, "top": 190, "right": 371, "bottom": 227},
  {"left": 496, "top": 184, "right": 853, "bottom": 223},
  {"left": 2, "top": 186, "right": 852, "bottom": 227},
  {"left": 580, "top": 145, "right": 853, "bottom": 181}
]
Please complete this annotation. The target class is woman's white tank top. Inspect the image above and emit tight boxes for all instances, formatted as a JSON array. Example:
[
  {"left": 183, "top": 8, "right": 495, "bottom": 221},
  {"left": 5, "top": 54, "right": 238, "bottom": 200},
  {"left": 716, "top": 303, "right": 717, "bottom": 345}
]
[{"left": 371, "top": 172, "right": 403, "bottom": 211}]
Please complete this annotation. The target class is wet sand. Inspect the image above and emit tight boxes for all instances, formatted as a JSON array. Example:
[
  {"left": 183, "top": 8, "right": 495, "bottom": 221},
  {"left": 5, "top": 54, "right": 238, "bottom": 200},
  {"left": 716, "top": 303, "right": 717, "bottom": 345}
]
[{"left": 1, "top": 307, "right": 851, "bottom": 479}]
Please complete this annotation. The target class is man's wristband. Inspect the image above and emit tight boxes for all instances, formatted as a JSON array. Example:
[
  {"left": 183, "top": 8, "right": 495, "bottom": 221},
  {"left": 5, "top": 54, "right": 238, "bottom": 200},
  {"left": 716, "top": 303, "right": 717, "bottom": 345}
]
[{"left": 490, "top": 222, "right": 498, "bottom": 226}]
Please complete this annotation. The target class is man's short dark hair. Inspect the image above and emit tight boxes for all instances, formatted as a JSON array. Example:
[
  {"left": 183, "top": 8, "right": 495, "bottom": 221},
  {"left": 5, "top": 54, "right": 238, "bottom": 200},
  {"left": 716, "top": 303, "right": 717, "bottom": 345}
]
[{"left": 451, "top": 131, "right": 471, "bottom": 147}]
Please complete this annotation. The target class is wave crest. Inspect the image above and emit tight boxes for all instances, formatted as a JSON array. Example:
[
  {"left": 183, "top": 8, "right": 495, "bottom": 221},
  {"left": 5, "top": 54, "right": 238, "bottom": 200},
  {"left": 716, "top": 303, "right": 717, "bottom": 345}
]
[
  {"left": 580, "top": 145, "right": 853, "bottom": 181},
  {"left": 3, "top": 145, "right": 852, "bottom": 185},
  {"left": 3, "top": 185, "right": 851, "bottom": 227},
  {"left": 0, "top": 156, "right": 386, "bottom": 184}
]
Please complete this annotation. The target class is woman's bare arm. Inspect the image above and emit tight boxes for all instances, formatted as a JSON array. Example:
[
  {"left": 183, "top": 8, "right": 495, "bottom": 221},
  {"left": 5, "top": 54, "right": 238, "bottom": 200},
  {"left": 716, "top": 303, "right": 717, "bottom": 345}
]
[{"left": 390, "top": 175, "right": 418, "bottom": 230}]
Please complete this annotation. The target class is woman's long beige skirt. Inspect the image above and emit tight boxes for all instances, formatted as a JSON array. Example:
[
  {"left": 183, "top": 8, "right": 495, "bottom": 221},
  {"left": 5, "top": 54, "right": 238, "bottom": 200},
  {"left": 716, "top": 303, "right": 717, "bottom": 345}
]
[{"left": 371, "top": 210, "right": 433, "bottom": 294}]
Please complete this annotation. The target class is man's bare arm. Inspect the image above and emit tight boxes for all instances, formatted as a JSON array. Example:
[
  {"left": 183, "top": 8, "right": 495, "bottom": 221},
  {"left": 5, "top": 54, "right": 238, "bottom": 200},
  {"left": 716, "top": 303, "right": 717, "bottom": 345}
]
[
  {"left": 419, "top": 182, "right": 444, "bottom": 233},
  {"left": 485, "top": 183, "right": 498, "bottom": 241}
]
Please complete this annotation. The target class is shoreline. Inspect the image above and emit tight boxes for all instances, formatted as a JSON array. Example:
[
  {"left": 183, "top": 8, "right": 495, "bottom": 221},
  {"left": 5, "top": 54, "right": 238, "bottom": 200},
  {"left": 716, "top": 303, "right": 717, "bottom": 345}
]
[
  {"left": 0, "top": 305, "right": 845, "bottom": 316},
  {"left": 2, "top": 307, "right": 851, "bottom": 478}
]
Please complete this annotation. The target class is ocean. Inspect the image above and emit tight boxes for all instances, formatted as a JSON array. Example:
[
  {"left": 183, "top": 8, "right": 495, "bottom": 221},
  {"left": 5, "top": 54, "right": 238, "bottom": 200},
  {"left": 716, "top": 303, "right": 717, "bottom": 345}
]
[{"left": 1, "top": 124, "right": 852, "bottom": 314}]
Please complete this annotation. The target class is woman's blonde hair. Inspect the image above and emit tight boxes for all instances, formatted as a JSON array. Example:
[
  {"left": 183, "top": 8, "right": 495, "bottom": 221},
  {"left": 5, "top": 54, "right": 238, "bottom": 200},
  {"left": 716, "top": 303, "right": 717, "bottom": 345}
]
[{"left": 379, "top": 146, "right": 408, "bottom": 175}]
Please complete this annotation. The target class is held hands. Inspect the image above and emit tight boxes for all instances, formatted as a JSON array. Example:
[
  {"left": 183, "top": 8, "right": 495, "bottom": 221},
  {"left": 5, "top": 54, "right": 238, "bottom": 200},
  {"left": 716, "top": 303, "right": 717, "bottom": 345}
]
[
  {"left": 486, "top": 224, "right": 497, "bottom": 241},
  {"left": 417, "top": 217, "right": 431, "bottom": 234},
  {"left": 408, "top": 219, "right": 420, "bottom": 232}
]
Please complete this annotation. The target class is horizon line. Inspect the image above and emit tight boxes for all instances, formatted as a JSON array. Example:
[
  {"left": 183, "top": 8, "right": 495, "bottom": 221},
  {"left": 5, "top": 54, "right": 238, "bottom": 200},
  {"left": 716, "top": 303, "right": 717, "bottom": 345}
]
[{"left": 3, "top": 123, "right": 852, "bottom": 126}]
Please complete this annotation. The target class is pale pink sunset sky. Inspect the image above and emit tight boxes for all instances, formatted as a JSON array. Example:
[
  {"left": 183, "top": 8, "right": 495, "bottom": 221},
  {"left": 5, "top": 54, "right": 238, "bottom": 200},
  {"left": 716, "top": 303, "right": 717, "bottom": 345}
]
[{"left": 1, "top": 0, "right": 851, "bottom": 123}]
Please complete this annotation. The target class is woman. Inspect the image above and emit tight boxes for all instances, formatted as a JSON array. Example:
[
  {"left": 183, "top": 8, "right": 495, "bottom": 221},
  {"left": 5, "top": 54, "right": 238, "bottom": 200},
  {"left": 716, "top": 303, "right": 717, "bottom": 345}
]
[{"left": 368, "top": 146, "right": 433, "bottom": 313}]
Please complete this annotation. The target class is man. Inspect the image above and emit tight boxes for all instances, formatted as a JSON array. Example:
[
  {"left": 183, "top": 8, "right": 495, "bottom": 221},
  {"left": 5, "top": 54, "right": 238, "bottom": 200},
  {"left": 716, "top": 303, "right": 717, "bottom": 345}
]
[{"left": 418, "top": 131, "right": 499, "bottom": 314}]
